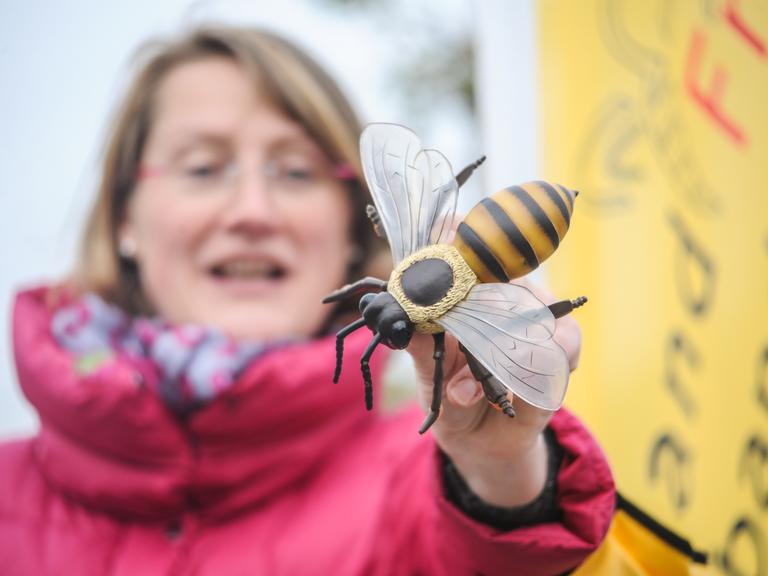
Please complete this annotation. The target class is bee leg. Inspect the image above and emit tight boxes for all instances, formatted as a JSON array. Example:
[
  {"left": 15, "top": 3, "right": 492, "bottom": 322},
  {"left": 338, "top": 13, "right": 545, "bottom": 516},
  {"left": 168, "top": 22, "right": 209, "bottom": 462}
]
[
  {"left": 322, "top": 277, "right": 388, "bottom": 304},
  {"left": 480, "top": 376, "right": 516, "bottom": 418},
  {"left": 334, "top": 317, "right": 367, "bottom": 383},
  {"left": 455, "top": 155, "right": 486, "bottom": 188},
  {"left": 547, "top": 296, "right": 588, "bottom": 319},
  {"left": 459, "top": 345, "right": 516, "bottom": 418},
  {"left": 419, "top": 332, "right": 446, "bottom": 435},
  {"left": 360, "top": 333, "right": 383, "bottom": 410},
  {"left": 365, "top": 204, "right": 384, "bottom": 238}
]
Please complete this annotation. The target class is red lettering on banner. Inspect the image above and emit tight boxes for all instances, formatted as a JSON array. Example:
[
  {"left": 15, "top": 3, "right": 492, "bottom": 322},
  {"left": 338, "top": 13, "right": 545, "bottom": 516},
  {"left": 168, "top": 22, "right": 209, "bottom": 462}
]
[
  {"left": 723, "top": 0, "right": 767, "bottom": 58},
  {"left": 684, "top": 29, "right": 746, "bottom": 146}
]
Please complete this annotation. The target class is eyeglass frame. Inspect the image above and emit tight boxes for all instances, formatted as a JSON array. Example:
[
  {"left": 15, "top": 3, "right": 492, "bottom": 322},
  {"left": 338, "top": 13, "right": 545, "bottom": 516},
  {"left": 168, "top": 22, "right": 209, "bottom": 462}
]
[{"left": 136, "top": 156, "right": 357, "bottom": 195}]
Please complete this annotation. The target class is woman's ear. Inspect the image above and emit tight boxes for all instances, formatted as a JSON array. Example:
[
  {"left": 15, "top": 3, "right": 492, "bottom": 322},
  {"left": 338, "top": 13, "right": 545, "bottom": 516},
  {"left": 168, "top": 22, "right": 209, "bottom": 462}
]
[
  {"left": 118, "top": 234, "right": 138, "bottom": 259},
  {"left": 117, "top": 217, "right": 139, "bottom": 261}
]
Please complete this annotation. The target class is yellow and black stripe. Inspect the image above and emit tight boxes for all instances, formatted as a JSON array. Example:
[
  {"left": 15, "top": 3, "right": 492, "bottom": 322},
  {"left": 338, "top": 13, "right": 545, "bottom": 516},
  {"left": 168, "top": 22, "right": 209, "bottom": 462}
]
[{"left": 453, "top": 181, "right": 577, "bottom": 283}]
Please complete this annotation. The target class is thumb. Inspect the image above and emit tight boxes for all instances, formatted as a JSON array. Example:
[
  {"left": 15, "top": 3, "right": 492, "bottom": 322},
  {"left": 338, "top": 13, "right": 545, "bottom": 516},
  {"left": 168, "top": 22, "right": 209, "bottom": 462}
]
[
  {"left": 408, "top": 332, "right": 490, "bottom": 433},
  {"left": 447, "top": 371, "right": 483, "bottom": 406},
  {"left": 436, "top": 365, "right": 490, "bottom": 433}
]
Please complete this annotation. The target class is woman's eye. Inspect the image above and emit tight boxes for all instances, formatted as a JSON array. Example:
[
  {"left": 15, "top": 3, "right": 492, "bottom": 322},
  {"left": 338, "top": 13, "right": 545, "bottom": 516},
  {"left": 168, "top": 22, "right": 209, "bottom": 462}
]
[
  {"left": 185, "top": 164, "right": 223, "bottom": 179},
  {"left": 283, "top": 166, "right": 314, "bottom": 181}
]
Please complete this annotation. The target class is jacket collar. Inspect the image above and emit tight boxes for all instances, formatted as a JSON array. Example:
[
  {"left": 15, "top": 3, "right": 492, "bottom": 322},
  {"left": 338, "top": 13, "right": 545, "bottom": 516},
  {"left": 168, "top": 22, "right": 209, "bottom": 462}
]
[{"left": 13, "top": 287, "right": 384, "bottom": 521}]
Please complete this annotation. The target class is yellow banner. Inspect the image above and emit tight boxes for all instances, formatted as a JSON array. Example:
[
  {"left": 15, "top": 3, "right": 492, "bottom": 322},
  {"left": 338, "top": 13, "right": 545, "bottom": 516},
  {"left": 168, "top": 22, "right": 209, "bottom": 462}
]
[{"left": 538, "top": 1, "right": 767, "bottom": 573}]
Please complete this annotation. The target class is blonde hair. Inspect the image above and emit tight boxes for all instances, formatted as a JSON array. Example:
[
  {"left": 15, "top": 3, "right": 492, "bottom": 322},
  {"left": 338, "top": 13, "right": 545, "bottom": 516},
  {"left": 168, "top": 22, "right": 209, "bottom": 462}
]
[{"left": 75, "top": 26, "right": 378, "bottom": 315}]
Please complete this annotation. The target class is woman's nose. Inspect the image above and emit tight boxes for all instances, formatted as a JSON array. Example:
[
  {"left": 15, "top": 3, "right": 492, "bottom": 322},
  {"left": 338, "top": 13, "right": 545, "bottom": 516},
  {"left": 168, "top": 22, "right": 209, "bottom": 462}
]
[{"left": 222, "top": 168, "right": 282, "bottom": 233}]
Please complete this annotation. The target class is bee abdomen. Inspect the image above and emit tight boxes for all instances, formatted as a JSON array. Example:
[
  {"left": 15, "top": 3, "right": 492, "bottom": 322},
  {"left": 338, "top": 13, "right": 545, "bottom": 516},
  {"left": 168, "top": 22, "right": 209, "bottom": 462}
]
[{"left": 453, "top": 181, "right": 577, "bottom": 283}]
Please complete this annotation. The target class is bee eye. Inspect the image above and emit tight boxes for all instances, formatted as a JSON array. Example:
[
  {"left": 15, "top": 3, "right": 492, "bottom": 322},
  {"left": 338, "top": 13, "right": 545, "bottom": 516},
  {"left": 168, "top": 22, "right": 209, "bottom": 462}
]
[
  {"left": 389, "top": 320, "right": 412, "bottom": 349},
  {"left": 359, "top": 293, "right": 376, "bottom": 312}
]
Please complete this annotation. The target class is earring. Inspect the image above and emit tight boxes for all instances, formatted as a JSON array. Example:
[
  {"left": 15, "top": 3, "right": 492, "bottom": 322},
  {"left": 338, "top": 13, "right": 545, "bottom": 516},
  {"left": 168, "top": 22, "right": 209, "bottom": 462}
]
[{"left": 118, "top": 236, "right": 138, "bottom": 259}]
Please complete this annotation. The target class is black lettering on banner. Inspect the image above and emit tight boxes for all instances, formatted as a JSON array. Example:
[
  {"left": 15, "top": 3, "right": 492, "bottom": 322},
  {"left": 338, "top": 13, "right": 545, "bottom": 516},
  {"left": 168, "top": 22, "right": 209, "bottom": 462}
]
[
  {"left": 719, "top": 517, "right": 766, "bottom": 576},
  {"left": 665, "top": 331, "right": 700, "bottom": 419},
  {"left": 596, "top": 1, "right": 722, "bottom": 216},
  {"left": 574, "top": 96, "right": 643, "bottom": 216},
  {"left": 740, "top": 434, "right": 768, "bottom": 511},
  {"left": 648, "top": 433, "right": 691, "bottom": 511},
  {"left": 668, "top": 212, "right": 716, "bottom": 317},
  {"left": 758, "top": 345, "right": 768, "bottom": 414}
]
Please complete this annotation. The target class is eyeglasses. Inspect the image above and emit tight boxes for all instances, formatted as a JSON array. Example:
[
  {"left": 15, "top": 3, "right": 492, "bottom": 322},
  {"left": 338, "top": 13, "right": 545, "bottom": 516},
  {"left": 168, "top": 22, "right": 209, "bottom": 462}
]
[{"left": 137, "top": 155, "right": 357, "bottom": 194}]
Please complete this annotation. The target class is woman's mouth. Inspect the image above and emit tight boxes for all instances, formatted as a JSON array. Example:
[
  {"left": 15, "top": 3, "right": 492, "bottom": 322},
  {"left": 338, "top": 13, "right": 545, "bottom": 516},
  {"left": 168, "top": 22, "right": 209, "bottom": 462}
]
[
  {"left": 211, "top": 261, "right": 286, "bottom": 280},
  {"left": 208, "top": 258, "right": 291, "bottom": 297}
]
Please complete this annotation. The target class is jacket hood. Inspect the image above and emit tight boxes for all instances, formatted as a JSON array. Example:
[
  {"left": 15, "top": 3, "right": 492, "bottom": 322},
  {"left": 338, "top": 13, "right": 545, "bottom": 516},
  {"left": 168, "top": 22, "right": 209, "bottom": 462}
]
[{"left": 13, "top": 287, "right": 385, "bottom": 521}]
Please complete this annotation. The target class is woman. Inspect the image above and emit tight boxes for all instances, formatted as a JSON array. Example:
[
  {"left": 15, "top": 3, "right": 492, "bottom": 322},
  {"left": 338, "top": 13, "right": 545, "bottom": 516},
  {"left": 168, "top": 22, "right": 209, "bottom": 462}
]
[{"left": 0, "top": 27, "right": 614, "bottom": 575}]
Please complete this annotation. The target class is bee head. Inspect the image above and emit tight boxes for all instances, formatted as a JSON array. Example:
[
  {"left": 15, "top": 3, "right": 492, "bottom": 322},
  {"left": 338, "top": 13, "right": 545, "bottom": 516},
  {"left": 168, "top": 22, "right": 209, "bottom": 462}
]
[
  {"left": 359, "top": 292, "right": 377, "bottom": 313},
  {"left": 359, "top": 292, "right": 413, "bottom": 350}
]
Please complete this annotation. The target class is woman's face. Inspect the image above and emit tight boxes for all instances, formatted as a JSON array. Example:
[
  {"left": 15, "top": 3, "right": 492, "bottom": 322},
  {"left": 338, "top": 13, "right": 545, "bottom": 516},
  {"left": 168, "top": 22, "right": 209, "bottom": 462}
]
[{"left": 122, "top": 57, "right": 354, "bottom": 340}]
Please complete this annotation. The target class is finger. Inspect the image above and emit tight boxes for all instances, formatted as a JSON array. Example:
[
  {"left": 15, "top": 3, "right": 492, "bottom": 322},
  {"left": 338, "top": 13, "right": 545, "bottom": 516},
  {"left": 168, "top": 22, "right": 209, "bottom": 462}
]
[
  {"left": 406, "top": 332, "right": 437, "bottom": 379},
  {"left": 515, "top": 278, "right": 582, "bottom": 372},
  {"left": 553, "top": 313, "right": 582, "bottom": 372},
  {"left": 408, "top": 331, "right": 466, "bottom": 384}
]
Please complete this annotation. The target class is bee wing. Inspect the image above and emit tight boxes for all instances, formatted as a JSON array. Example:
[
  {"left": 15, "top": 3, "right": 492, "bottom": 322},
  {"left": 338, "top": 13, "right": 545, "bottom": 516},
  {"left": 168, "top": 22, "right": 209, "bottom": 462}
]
[
  {"left": 421, "top": 149, "right": 459, "bottom": 246},
  {"left": 360, "top": 123, "right": 459, "bottom": 264},
  {"left": 435, "top": 283, "right": 569, "bottom": 411}
]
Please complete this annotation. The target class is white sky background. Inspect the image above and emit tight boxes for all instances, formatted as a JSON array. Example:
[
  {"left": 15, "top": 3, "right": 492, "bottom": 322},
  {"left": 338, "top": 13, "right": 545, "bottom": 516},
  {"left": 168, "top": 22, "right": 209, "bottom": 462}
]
[{"left": 0, "top": 0, "right": 537, "bottom": 437}]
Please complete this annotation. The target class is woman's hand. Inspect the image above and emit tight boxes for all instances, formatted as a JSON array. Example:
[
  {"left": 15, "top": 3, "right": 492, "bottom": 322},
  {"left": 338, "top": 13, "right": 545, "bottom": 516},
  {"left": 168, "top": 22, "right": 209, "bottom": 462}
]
[{"left": 407, "top": 281, "right": 582, "bottom": 508}]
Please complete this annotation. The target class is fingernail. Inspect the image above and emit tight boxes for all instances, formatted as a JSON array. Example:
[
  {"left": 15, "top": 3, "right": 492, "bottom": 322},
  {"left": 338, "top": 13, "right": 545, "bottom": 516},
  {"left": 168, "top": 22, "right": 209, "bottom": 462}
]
[{"left": 452, "top": 378, "right": 479, "bottom": 406}]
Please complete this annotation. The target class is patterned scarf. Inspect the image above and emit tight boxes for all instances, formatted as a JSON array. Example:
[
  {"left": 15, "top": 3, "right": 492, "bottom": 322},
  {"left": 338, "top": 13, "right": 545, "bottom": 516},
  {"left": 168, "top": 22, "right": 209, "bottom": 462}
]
[{"left": 51, "top": 293, "right": 284, "bottom": 415}]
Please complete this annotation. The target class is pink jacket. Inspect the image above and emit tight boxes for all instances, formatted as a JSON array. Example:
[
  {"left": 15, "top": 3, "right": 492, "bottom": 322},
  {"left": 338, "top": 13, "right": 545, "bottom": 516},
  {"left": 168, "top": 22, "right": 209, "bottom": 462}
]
[{"left": 0, "top": 288, "right": 615, "bottom": 575}]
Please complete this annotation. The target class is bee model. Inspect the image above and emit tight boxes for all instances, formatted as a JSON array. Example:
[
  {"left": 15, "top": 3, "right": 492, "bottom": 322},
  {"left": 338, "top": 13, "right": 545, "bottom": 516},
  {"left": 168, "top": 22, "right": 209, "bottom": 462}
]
[{"left": 324, "top": 123, "right": 586, "bottom": 434}]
